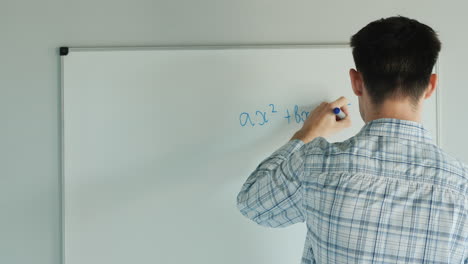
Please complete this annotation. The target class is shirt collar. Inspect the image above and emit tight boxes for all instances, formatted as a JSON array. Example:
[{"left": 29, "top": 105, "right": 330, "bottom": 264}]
[{"left": 356, "top": 118, "right": 433, "bottom": 143}]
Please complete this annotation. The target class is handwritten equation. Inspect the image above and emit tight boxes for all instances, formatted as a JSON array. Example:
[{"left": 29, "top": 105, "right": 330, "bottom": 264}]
[{"left": 239, "top": 104, "right": 310, "bottom": 127}]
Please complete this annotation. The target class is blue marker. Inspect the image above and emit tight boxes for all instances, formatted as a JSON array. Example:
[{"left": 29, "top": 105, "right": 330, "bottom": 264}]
[{"left": 333, "top": 107, "right": 346, "bottom": 119}]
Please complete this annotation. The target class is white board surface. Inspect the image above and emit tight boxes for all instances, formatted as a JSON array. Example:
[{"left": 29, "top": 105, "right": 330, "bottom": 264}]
[{"left": 62, "top": 46, "right": 439, "bottom": 264}]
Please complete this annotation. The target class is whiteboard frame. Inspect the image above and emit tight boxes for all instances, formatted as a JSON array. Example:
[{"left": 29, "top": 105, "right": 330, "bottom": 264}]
[{"left": 60, "top": 43, "right": 441, "bottom": 264}]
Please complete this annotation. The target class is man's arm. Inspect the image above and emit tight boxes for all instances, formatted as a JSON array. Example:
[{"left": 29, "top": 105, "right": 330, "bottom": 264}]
[
  {"left": 236, "top": 97, "right": 351, "bottom": 228},
  {"left": 237, "top": 139, "right": 306, "bottom": 227}
]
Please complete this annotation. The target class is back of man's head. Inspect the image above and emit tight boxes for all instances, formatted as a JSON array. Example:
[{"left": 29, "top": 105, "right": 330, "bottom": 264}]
[{"left": 350, "top": 16, "right": 441, "bottom": 105}]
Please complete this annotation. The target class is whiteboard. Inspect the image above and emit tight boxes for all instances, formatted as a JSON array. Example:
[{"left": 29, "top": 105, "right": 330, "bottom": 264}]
[{"left": 61, "top": 45, "right": 439, "bottom": 264}]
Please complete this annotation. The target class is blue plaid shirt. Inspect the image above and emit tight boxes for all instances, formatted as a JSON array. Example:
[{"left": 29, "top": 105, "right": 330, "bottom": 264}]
[{"left": 237, "top": 118, "right": 468, "bottom": 263}]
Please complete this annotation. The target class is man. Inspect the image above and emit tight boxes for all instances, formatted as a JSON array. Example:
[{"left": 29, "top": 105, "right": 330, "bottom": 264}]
[{"left": 237, "top": 16, "right": 468, "bottom": 263}]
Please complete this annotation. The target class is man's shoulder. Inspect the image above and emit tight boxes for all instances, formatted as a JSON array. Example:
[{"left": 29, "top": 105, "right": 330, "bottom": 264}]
[
  {"left": 419, "top": 146, "right": 468, "bottom": 197},
  {"left": 302, "top": 136, "right": 353, "bottom": 156},
  {"left": 435, "top": 146, "right": 468, "bottom": 178},
  {"left": 302, "top": 134, "right": 468, "bottom": 181}
]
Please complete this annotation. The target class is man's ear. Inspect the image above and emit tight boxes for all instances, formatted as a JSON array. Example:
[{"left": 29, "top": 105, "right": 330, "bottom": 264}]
[
  {"left": 349, "top": 69, "right": 364, "bottom": 96},
  {"left": 423, "top": 73, "right": 437, "bottom": 99}
]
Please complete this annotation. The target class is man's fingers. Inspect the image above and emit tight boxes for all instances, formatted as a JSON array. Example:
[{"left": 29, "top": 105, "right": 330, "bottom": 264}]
[
  {"left": 338, "top": 116, "right": 352, "bottom": 128},
  {"left": 341, "top": 105, "right": 350, "bottom": 115},
  {"left": 330, "top": 96, "right": 349, "bottom": 108}
]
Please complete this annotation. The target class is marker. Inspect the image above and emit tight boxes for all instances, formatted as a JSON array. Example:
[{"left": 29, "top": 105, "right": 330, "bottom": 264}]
[
  {"left": 333, "top": 103, "right": 351, "bottom": 120},
  {"left": 333, "top": 107, "right": 347, "bottom": 119}
]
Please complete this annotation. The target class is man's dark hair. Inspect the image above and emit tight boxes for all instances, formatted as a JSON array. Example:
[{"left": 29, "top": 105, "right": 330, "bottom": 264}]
[{"left": 350, "top": 16, "right": 441, "bottom": 105}]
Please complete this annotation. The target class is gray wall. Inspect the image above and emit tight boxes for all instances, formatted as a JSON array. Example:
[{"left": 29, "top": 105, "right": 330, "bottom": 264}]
[{"left": 1, "top": 1, "right": 467, "bottom": 263}]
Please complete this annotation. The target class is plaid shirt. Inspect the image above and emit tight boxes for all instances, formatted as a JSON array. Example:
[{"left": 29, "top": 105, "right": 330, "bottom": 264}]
[{"left": 237, "top": 118, "right": 468, "bottom": 263}]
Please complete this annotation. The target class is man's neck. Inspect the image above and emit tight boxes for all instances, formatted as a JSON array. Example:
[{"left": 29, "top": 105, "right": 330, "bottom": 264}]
[{"left": 365, "top": 99, "right": 422, "bottom": 123}]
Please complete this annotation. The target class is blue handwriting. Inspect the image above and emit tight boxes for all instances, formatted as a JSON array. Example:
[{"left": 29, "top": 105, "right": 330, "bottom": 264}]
[{"left": 239, "top": 104, "right": 310, "bottom": 127}]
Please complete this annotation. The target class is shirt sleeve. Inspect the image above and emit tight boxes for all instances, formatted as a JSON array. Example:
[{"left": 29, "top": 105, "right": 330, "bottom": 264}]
[{"left": 236, "top": 139, "right": 306, "bottom": 228}]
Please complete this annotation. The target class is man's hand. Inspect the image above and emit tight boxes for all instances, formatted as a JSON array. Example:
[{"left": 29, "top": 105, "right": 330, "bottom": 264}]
[{"left": 291, "top": 96, "right": 352, "bottom": 143}]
